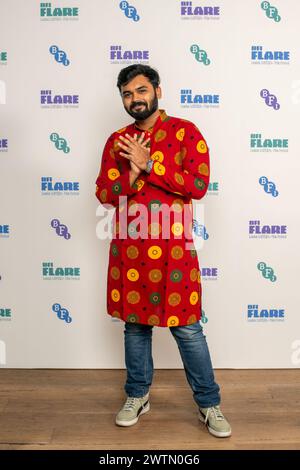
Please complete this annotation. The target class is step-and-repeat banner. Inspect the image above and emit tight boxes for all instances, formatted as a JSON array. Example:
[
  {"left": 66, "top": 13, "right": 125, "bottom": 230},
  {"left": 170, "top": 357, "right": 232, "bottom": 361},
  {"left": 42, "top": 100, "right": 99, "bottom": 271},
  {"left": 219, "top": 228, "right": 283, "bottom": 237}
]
[{"left": 1, "top": 1, "right": 299, "bottom": 368}]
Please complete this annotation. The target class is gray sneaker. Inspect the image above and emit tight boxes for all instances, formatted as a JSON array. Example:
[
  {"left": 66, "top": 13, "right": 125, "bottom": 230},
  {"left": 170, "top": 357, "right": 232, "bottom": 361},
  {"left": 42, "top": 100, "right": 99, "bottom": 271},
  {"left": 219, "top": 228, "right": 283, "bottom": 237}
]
[
  {"left": 198, "top": 405, "right": 232, "bottom": 438},
  {"left": 115, "top": 392, "right": 150, "bottom": 427}
]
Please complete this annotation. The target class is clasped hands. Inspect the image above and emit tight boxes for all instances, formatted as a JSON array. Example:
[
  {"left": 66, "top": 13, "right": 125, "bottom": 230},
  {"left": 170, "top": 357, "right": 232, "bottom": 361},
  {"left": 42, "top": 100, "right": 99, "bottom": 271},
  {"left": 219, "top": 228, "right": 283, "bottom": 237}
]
[{"left": 117, "top": 133, "right": 151, "bottom": 175}]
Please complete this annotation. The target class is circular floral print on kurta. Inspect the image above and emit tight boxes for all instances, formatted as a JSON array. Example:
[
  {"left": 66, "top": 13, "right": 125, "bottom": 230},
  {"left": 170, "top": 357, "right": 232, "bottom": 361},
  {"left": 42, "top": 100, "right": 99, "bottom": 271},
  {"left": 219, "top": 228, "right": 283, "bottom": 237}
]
[
  {"left": 99, "top": 188, "right": 107, "bottom": 202},
  {"left": 126, "top": 245, "right": 139, "bottom": 259},
  {"left": 108, "top": 168, "right": 120, "bottom": 180},
  {"left": 190, "top": 268, "right": 198, "bottom": 282},
  {"left": 149, "top": 269, "right": 163, "bottom": 283},
  {"left": 127, "top": 269, "right": 139, "bottom": 282},
  {"left": 189, "top": 291, "right": 199, "bottom": 305},
  {"left": 154, "top": 130, "right": 167, "bottom": 142},
  {"left": 148, "top": 246, "right": 162, "bottom": 259},
  {"left": 112, "top": 181, "right": 122, "bottom": 194},
  {"left": 111, "top": 289, "right": 120, "bottom": 302},
  {"left": 196, "top": 140, "right": 208, "bottom": 153},
  {"left": 110, "top": 267, "right": 120, "bottom": 280},
  {"left": 171, "top": 246, "right": 184, "bottom": 259},
  {"left": 168, "top": 293, "right": 181, "bottom": 306},
  {"left": 194, "top": 178, "right": 206, "bottom": 190},
  {"left": 167, "top": 316, "right": 180, "bottom": 327},
  {"left": 187, "top": 314, "right": 197, "bottom": 324},
  {"left": 148, "top": 200, "right": 162, "bottom": 213},
  {"left": 198, "top": 163, "right": 209, "bottom": 175},
  {"left": 101, "top": 115, "right": 208, "bottom": 328},
  {"left": 111, "top": 244, "right": 119, "bottom": 257},
  {"left": 127, "top": 291, "right": 141, "bottom": 304},
  {"left": 150, "top": 292, "right": 161, "bottom": 304},
  {"left": 170, "top": 270, "right": 183, "bottom": 282},
  {"left": 148, "top": 314, "right": 160, "bottom": 325},
  {"left": 126, "top": 313, "right": 140, "bottom": 323}
]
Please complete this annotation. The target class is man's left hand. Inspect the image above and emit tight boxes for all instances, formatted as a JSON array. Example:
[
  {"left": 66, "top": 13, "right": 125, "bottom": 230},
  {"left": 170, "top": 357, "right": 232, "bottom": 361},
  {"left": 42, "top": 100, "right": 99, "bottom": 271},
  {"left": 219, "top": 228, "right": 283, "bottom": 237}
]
[{"left": 117, "top": 132, "right": 151, "bottom": 171}]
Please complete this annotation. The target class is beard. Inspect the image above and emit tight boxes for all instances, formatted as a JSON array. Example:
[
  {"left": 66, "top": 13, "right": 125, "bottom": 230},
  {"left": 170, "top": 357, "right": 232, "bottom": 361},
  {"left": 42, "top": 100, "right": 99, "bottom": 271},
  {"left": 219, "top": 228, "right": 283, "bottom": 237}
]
[{"left": 124, "top": 92, "right": 159, "bottom": 121}]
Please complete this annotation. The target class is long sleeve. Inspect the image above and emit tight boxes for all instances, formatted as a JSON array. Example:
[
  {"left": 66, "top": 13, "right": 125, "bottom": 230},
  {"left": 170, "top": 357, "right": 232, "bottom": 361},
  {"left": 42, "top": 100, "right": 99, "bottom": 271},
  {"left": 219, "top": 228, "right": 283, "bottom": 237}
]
[
  {"left": 146, "top": 121, "right": 210, "bottom": 200},
  {"left": 95, "top": 132, "right": 139, "bottom": 208}
]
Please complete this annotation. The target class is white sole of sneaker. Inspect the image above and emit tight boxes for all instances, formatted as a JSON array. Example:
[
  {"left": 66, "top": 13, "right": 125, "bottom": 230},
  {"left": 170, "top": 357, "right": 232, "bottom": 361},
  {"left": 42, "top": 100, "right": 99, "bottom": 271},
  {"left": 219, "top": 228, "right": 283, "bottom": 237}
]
[
  {"left": 115, "top": 401, "right": 150, "bottom": 427},
  {"left": 198, "top": 412, "right": 232, "bottom": 438}
]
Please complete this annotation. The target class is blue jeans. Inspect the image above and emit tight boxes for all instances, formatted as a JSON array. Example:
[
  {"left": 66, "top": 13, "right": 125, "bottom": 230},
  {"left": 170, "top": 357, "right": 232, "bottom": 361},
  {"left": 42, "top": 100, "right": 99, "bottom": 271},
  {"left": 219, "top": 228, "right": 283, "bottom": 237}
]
[{"left": 124, "top": 320, "right": 220, "bottom": 408}]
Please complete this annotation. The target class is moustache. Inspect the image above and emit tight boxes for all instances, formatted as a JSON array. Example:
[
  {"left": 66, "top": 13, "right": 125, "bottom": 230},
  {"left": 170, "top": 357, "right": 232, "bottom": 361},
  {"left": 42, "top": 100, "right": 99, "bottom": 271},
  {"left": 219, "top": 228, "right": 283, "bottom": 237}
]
[{"left": 131, "top": 102, "right": 147, "bottom": 110}]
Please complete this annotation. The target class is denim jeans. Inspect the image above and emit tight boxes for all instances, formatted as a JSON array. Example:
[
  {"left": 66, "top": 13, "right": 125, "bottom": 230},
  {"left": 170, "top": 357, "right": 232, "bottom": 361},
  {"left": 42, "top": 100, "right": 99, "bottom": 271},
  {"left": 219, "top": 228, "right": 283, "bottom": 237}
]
[{"left": 124, "top": 320, "right": 220, "bottom": 408}]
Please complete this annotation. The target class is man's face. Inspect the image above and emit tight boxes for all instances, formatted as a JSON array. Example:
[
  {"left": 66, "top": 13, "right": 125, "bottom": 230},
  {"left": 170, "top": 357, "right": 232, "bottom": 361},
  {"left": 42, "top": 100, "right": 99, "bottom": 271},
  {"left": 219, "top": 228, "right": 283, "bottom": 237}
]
[{"left": 120, "top": 74, "right": 161, "bottom": 120}]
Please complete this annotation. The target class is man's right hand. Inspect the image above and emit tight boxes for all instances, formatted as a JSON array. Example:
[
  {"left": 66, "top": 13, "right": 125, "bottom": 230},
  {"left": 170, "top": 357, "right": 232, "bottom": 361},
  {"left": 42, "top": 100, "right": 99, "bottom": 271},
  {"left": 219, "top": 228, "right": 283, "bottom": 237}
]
[{"left": 129, "top": 132, "right": 150, "bottom": 186}]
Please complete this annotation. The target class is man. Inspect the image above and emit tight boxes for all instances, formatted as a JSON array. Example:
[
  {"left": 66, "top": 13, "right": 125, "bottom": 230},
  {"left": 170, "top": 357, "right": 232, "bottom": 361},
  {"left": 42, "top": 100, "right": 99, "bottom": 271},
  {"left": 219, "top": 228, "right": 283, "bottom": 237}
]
[{"left": 95, "top": 64, "right": 231, "bottom": 438}]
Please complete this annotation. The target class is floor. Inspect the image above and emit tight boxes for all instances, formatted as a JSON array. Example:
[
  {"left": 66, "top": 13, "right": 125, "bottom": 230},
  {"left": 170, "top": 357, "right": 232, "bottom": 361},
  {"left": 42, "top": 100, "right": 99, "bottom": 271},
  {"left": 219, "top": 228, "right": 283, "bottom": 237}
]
[{"left": 0, "top": 369, "right": 299, "bottom": 450}]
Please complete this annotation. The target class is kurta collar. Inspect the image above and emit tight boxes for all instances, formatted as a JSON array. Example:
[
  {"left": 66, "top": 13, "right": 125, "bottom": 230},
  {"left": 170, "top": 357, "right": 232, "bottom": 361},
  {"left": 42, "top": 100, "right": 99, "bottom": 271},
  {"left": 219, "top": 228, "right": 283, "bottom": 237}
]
[{"left": 133, "top": 108, "right": 168, "bottom": 134}]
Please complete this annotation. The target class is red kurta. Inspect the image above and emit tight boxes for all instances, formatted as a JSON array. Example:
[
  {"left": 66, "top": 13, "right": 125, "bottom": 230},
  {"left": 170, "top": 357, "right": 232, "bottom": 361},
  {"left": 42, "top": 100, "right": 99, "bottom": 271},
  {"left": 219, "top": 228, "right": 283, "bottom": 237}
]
[{"left": 95, "top": 109, "right": 210, "bottom": 327}]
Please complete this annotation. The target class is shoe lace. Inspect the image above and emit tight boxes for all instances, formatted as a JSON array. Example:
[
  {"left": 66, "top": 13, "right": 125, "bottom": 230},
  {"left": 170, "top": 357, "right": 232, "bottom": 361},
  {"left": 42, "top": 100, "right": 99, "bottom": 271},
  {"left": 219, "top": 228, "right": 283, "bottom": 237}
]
[
  {"left": 123, "top": 397, "right": 141, "bottom": 411},
  {"left": 204, "top": 406, "right": 224, "bottom": 424}
]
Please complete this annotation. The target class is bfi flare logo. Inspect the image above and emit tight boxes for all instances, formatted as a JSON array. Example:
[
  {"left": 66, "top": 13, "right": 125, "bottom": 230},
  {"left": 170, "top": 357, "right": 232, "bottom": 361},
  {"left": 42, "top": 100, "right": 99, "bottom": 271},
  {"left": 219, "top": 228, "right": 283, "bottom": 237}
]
[
  {"left": 251, "top": 46, "right": 289, "bottom": 64},
  {"left": 40, "top": 2, "right": 79, "bottom": 20},
  {"left": 247, "top": 304, "right": 285, "bottom": 322},
  {"left": 180, "top": 1, "right": 220, "bottom": 19},
  {"left": 180, "top": 89, "right": 220, "bottom": 108},
  {"left": 110, "top": 45, "right": 149, "bottom": 64},
  {"left": 248, "top": 220, "right": 287, "bottom": 239},
  {"left": 250, "top": 133, "right": 288, "bottom": 152}
]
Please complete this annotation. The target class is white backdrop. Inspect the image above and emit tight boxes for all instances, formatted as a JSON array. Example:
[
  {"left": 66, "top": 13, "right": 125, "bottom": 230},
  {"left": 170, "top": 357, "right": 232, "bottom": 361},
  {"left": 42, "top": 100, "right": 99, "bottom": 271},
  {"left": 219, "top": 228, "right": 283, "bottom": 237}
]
[{"left": 1, "top": 0, "right": 300, "bottom": 368}]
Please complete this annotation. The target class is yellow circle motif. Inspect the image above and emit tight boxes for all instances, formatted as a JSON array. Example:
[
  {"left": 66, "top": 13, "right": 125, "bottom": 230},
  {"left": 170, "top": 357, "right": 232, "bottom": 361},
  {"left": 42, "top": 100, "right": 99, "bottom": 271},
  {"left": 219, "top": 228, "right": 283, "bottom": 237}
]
[
  {"left": 108, "top": 168, "right": 120, "bottom": 180},
  {"left": 126, "top": 245, "right": 139, "bottom": 259},
  {"left": 168, "top": 293, "right": 181, "bottom": 306},
  {"left": 174, "top": 173, "right": 184, "bottom": 185},
  {"left": 151, "top": 151, "right": 164, "bottom": 162},
  {"left": 135, "top": 179, "right": 145, "bottom": 191},
  {"left": 176, "top": 128, "right": 185, "bottom": 141},
  {"left": 171, "top": 223, "right": 184, "bottom": 236},
  {"left": 167, "top": 316, "right": 180, "bottom": 327},
  {"left": 111, "top": 289, "right": 120, "bottom": 302},
  {"left": 148, "top": 269, "right": 163, "bottom": 283},
  {"left": 171, "top": 245, "right": 184, "bottom": 259},
  {"left": 127, "top": 268, "right": 139, "bottom": 282},
  {"left": 153, "top": 161, "right": 165, "bottom": 176},
  {"left": 196, "top": 140, "right": 207, "bottom": 154},
  {"left": 148, "top": 245, "right": 162, "bottom": 259},
  {"left": 127, "top": 291, "right": 141, "bottom": 304},
  {"left": 197, "top": 270, "right": 201, "bottom": 283},
  {"left": 198, "top": 163, "right": 209, "bottom": 176},
  {"left": 189, "top": 291, "right": 199, "bottom": 305},
  {"left": 154, "top": 130, "right": 167, "bottom": 143}
]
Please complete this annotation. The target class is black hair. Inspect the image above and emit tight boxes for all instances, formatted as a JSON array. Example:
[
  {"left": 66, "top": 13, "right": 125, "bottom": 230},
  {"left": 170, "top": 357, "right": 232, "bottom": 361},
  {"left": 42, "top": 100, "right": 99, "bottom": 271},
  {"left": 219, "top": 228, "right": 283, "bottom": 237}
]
[{"left": 117, "top": 64, "right": 160, "bottom": 92}]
